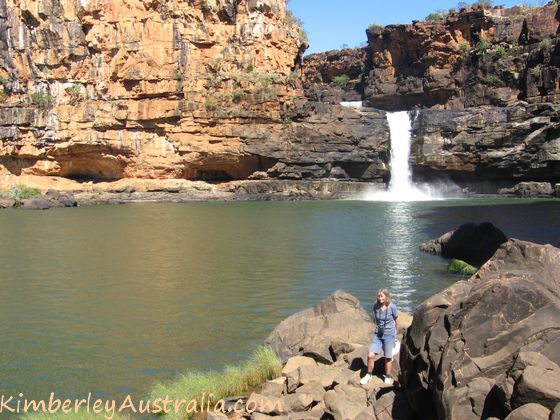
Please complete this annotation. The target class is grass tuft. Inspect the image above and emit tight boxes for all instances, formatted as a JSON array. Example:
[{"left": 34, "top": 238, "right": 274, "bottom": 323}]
[
  {"left": 149, "top": 347, "right": 281, "bottom": 419},
  {"left": 448, "top": 259, "right": 477, "bottom": 276}
]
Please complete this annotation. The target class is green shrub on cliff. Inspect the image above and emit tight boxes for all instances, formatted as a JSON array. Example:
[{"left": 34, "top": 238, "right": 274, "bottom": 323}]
[
  {"left": 332, "top": 74, "right": 350, "bottom": 86},
  {"left": 204, "top": 96, "right": 218, "bottom": 111},
  {"left": 472, "top": 0, "right": 493, "bottom": 8},
  {"left": 540, "top": 38, "right": 552, "bottom": 50},
  {"left": 149, "top": 347, "right": 281, "bottom": 419},
  {"left": 368, "top": 23, "right": 384, "bottom": 32},
  {"left": 487, "top": 75, "right": 499, "bottom": 85},
  {"left": 31, "top": 92, "right": 53, "bottom": 106},
  {"left": 474, "top": 39, "right": 491, "bottom": 56},
  {"left": 494, "top": 46, "right": 506, "bottom": 58},
  {"left": 448, "top": 259, "right": 477, "bottom": 276},
  {"left": 459, "top": 43, "right": 470, "bottom": 53},
  {"left": 231, "top": 88, "right": 245, "bottom": 103},
  {"left": 64, "top": 84, "right": 84, "bottom": 97},
  {"left": 425, "top": 12, "right": 445, "bottom": 21},
  {"left": 530, "top": 65, "right": 542, "bottom": 77}
]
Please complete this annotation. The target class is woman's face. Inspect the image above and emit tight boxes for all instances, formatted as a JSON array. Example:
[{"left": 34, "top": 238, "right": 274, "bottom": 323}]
[{"left": 377, "top": 293, "right": 386, "bottom": 305}]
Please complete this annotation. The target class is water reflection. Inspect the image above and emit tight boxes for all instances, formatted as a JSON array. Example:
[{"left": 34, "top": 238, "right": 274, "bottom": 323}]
[{"left": 379, "top": 202, "right": 418, "bottom": 310}]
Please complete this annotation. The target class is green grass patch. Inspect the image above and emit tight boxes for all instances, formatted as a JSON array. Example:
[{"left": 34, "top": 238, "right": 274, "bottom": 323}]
[
  {"left": 448, "top": 259, "right": 477, "bottom": 276},
  {"left": 149, "top": 347, "right": 281, "bottom": 419}
]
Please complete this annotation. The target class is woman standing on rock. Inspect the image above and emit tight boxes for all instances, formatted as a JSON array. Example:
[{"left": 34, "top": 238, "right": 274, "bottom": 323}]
[{"left": 360, "top": 289, "right": 399, "bottom": 385}]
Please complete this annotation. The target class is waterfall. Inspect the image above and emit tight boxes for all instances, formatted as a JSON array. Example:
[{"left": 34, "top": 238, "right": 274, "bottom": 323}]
[
  {"left": 364, "top": 111, "right": 441, "bottom": 201},
  {"left": 387, "top": 111, "right": 414, "bottom": 195}
]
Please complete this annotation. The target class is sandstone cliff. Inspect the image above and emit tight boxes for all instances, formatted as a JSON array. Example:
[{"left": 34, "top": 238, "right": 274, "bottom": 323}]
[{"left": 0, "top": 0, "right": 331, "bottom": 184}]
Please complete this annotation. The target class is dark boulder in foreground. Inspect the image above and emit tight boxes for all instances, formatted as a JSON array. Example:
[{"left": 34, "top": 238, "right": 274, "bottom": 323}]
[
  {"left": 420, "top": 222, "right": 508, "bottom": 265},
  {"left": 402, "top": 239, "right": 560, "bottom": 419}
]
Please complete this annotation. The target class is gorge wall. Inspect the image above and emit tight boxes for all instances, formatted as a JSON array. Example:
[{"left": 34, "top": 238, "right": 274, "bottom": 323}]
[
  {"left": 0, "top": 0, "right": 389, "bottom": 190},
  {"left": 0, "top": 0, "right": 559, "bottom": 194}
]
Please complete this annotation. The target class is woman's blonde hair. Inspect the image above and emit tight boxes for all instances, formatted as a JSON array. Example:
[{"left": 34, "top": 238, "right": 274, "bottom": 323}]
[{"left": 377, "top": 289, "right": 391, "bottom": 304}]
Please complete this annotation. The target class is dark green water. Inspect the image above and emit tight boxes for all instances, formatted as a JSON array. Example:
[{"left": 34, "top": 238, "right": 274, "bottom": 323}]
[{"left": 0, "top": 199, "right": 559, "bottom": 402}]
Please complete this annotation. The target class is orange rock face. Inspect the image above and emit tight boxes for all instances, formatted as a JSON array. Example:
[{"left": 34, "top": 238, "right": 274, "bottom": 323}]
[{"left": 0, "top": 0, "right": 305, "bottom": 183}]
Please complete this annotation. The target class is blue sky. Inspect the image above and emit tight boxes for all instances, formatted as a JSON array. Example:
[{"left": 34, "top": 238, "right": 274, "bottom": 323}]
[{"left": 287, "top": 0, "right": 546, "bottom": 54}]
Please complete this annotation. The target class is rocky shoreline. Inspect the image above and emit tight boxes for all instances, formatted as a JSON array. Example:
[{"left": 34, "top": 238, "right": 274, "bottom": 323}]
[
  {"left": 220, "top": 237, "right": 560, "bottom": 420},
  {"left": 1, "top": 179, "right": 560, "bottom": 210}
]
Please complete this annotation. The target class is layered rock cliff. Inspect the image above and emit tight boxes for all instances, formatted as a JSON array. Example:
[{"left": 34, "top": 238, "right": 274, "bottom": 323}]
[
  {"left": 304, "top": 3, "right": 560, "bottom": 110},
  {"left": 302, "top": 2, "right": 560, "bottom": 192},
  {"left": 0, "top": 0, "right": 390, "bottom": 188}
]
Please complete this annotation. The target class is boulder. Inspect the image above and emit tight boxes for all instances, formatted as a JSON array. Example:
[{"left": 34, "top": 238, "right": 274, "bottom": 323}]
[
  {"left": 281, "top": 356, "right": 317, "bottom": 375},
  {"left": 0, "top": 198, "right": 15, "bottom": 208},
  {"left": 504, "top": 403, "right": 551, "bottom": 420},
  {"left": 294, "top": 380, "right": 325, "bottom": 403},
  {"left": 264, "top": 290, "right": 373, "bottom": 364},
  {"left": 551, "top": 402, "right": 560, "bottom": 420},
  {"left": 510, "top": 182, "right": 554, "bottom": 197},
  {"left": 401, "top": 239, "right": 560, "bottom": 419},
  {"left": 511, "top": 363, "right": 560, "bottom": 410},
  {"left": 419, "top": 222, "right": 508, "bottom": 265},
  {"left": 246, "top": 393, "right": 285, "bottom": 415},
  {"left": 324, "top": 383, "right": 367, "bottom": 420},
  {"left": 259, "top": 377, "right": 286, "bottom": 397},
  {"left": 19, "top": 198, "right": 51, "bottom": 210}
]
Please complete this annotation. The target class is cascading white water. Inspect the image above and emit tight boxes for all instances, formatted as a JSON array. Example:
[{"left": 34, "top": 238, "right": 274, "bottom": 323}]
[
  {"left": 387, "top": 111, "right": 414, "bottom": 195},
  {"left": 365, "top": 111, "right": 440, "bottom": 201}
]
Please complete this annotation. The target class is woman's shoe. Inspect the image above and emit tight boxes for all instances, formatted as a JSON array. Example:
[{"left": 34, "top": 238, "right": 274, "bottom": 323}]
[{"left": 360, "top": 373, "right": 372, "bottom": 385}]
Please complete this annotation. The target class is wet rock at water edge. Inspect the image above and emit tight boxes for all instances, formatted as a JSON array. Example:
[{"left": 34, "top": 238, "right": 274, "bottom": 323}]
[{"left": 499, "top": 182, "right": 555, "bottom": 197}]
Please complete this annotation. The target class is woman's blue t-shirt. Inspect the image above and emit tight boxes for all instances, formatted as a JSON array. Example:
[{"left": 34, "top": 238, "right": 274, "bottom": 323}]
[{"left": 373, "top": 302, "right": 398, "bottom": 337}]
